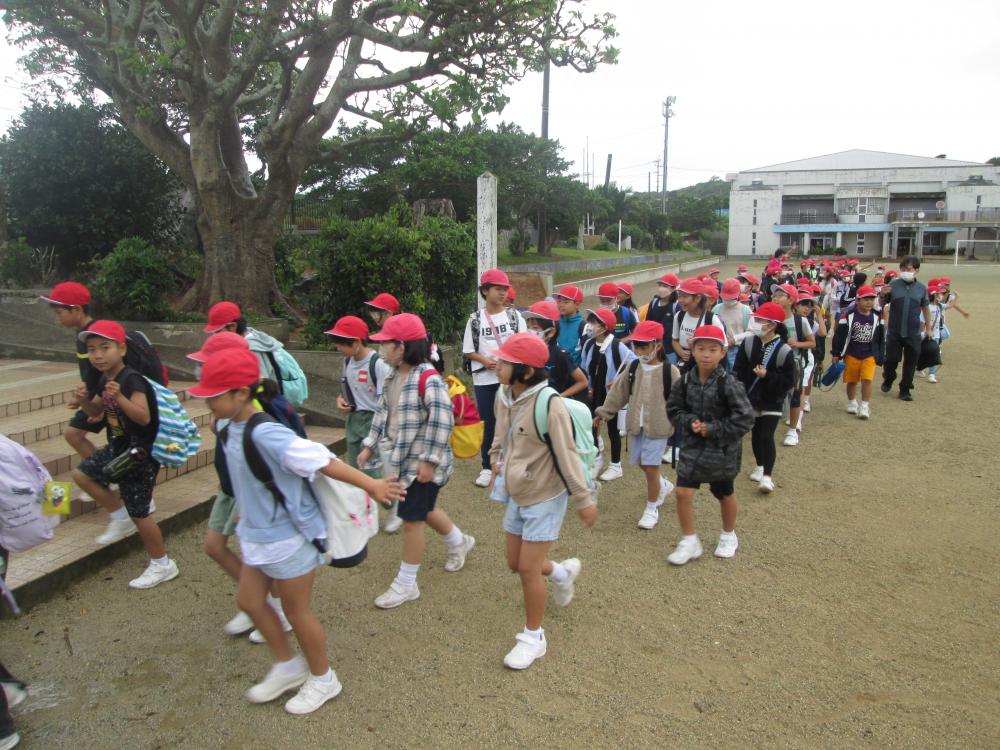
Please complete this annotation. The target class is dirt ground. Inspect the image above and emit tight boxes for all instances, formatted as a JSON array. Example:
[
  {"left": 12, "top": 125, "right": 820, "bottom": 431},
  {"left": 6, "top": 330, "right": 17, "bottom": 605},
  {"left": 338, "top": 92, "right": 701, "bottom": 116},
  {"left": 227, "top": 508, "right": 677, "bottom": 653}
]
[{"left": 3, "top": 261, "right": 999, "bottom": 749}]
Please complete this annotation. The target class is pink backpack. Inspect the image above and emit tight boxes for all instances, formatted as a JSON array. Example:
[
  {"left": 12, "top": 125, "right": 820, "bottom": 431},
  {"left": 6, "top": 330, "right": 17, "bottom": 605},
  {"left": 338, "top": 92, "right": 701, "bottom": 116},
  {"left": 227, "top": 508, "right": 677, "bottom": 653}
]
[{"left": 0, "top": 436, "right": 57, "bottom": 553}]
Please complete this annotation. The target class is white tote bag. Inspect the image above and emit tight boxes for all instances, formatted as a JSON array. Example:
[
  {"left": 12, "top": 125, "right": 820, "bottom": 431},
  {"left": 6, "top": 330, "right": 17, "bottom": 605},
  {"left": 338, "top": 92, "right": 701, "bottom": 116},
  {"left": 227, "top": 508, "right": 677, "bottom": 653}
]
[{"left": 308, "top": 473, "right": 378, "bottom": 568}]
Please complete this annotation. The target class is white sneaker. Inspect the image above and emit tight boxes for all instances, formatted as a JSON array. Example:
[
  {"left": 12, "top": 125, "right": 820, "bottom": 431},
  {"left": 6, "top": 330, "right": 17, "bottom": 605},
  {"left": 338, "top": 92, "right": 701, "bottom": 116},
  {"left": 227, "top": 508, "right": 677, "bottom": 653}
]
[
  {"left": 667, "top": 536, "right": 703, "bottom": 566},
  {"left": 383, "top": 502, "right": 403, "bottom": 534},
  {"left": 661, "top": 449, "right": 673, "bottom": 465},
  {"left": 758, "top": 476, "right": 775, "bottom": 494},
  {"left": 803, "top": 398, "right": 811, "bottom": 413},
  {"left": 927, "top": 374, "right": 938, "bottom": 384},
  {"left": 96, "top": 517, "right": 134, "bottom": 545},
  {"left": 858, "top": 403, "right": 870, "bottom": 420},
  {"left": 782, "top": 429, "right": 799, "bottom": 447},
  {"left": 657, "top": 476, "right": 674, "bottom": 504},
  {"left": 444, "top": 534, "right": 475, "bottom": 572},
  {"left": 599, "top": 462, "right": 623, "bottom": 481},
  {"left": 374, "top": 582, "right": 420, "bottom": 609},
  {"left": 249, "top": 600, "right": 292, "bottom": 643},
  {"left": 714, "top": 533, "right": 739, "bottom": 559},
  {"left": 638, "top": 507, "right": 660, "bottom": 530},
  {"left": 503, "top": 632, "right": 547, "bottom": 670},
  {"left": 223, "top": 611, "right": 255, "bottom": 636},
  {"left": 598, "top": 437, "right": 605, "bottom": 453},
  {"left": 552, "top": 558, "right": 581, "bottom": 607},
  {"left": 128, "top": 558, "right": 179, "bottom": 589},
  {"left": 593, "top": 452, "right": 604, "bottom": 476},
  {"left": 245, "top": 657, "right": 308, "bottom": 703},
  {"left": 846, "top": 400, "right": 858, "bottom": 415},
  {"left": 918, "top": 369, "right": 927, "bottom": 378},
  {"left": 748, "top": 465, "right": 764, "bottom": 482},
  {"left": 284, "top": 672, "right": 343, "bottom": 715},
  {"left": 0, "top": 731, "right": 21, "bottom": 750},
  {"left": 796, "top": 412, "right": 804, "bottom": 431},
  {"left": 474, "top": 469, "right": 493, "bottom": 488},
  {"left": 148, "top": 499, "right": 156, "bottom": 514},
  {"left": 2, "top": 682, "right": 26, "bottom": 709}
]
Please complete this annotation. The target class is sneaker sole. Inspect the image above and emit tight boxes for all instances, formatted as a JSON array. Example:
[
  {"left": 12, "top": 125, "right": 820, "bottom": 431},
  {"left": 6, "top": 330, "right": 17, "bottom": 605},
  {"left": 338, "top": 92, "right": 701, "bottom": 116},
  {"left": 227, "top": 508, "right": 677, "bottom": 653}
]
[
  {"left": 714, "top": 548, "right": 738, "bottom": 559},
  {"left": 128, "top": 567, "right": 179, "bottom": 590},
  {"left": 382, "top": 521, "right": 403, "bottom": 534},
  {"left": 96, "top": 529, "right": 135, "bottom": 546},
  {"left": 374, "top": 590, "right": 420, "bottom": 609},
  {"left": 637, "top": 518, "right": 659, "bottom": 529},
  {"left": 0, "top": 732, "right": 21, "bottom": 750},
  {"left": 444, "top": 536, "right": 475, "bottom": 573},
  {"left": 668, "top": 551, "right": 702, "bottom": 566},
  {"left": 246, "top": 673, "right": 308, "bottom": 704},
  {"left": 285, "top": 681, "right": 343, "bottom": 715},
  {"left": 504, "top": 649, "right": 546, "bottom": 670}
]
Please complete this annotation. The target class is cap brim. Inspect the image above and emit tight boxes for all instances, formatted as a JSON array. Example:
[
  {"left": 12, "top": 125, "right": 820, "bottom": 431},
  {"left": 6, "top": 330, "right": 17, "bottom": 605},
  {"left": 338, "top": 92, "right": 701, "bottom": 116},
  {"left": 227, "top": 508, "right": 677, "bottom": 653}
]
[
  {"left": 186, "top": 352, "right": 208, "bottom": 363},
  {"left": 364, "top": 301, "right": 391, "bottom": 312},
  {"left": 77, "top": 330, "right": 122, "bottom": 343},
  {"left": 369, "top": 330, "right": 394, "bottom": 342},
  {"left": 522, "top": 311, "right": 556, "bottom": 322},
  {"left": 324, "top": 327, "right": 363, "bottom": 339},
  {"left": 186, "top": 384, "right": 232, "bottom": 399},
  {"left": 690, "top": 336, "right": 727, "bottom": 346},
  {"left": 202, "top": 323, "right": 227, "bottom": 333}
]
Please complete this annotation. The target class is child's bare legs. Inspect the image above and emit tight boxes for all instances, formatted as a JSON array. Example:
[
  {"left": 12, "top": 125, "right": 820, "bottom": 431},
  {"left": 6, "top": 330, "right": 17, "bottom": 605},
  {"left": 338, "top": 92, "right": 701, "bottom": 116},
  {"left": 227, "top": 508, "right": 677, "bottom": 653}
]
[
  {"left": 401, "top": 510, "right": 455, "bottom": 564},
  {"left": 133, "top": 516, "right": 165, "bottom": 559},
  {"left": 238, "top": 566, "right": 294, "bottom": 662},
  {"left": 204, "top": 530, "right": 242, "bottom": 580},
  {"left": 65, "top": 427, "right": 97, "bottom": 459},
  {"left": 675, "top": 487, "right": 696, "bottom": 535},
  {"left": 641, "top": 465, "right": 661, "bottom": 501},
  {"left": 789, "top": 404, "right": 803, "bottom": 429},
  {"left": 719, "top": 494, "right": 737, "bottom": 533},
  {"left": 71, "top": 468, "right": 123, "bottom": 514},
  {"left": 276, "top": 571, "right": 327, "bottom": 675},
  {"left": 506, "top": 534, "right": 553, "bottom": 630},
  {"left": 859, "top": 380, "right": 872, "bottom": 401},
  {"left": 846, "top": 381, "right": 858, "bottom": 401}
]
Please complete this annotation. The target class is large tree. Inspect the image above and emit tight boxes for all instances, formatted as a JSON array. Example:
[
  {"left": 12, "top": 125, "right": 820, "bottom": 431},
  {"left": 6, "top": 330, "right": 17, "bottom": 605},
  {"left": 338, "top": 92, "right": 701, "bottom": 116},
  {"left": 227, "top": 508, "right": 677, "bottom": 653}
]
[{"left": 3, "top": 1, "right": 616, "bottom": 314}]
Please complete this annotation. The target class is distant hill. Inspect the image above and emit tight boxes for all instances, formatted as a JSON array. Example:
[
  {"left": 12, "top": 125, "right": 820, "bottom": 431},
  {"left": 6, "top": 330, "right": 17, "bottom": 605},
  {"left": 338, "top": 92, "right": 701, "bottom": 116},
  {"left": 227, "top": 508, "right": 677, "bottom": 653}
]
[{"left": 633, "top": 176, "right": 730, "bottom": 208}]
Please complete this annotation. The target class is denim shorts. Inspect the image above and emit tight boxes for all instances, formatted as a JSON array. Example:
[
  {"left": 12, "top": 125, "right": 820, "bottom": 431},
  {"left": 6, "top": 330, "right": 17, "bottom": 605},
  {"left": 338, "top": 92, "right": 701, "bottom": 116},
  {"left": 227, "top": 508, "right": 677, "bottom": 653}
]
[
  {"left": 257, "top": 541, "right": 324, "bottom": 580},
  {"left": 629, "top": 431, "right": 669, "bottom": 467},
  {"left": 503, "top": 492, "right": 568, "bottom": 543}
]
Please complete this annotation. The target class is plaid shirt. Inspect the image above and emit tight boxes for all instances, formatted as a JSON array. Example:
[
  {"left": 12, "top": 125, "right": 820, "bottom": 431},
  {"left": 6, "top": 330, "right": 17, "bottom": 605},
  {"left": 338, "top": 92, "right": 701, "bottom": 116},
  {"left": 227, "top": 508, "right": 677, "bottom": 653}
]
[{"left": 362, "top": 363, "right": 454, "bottom": 487}]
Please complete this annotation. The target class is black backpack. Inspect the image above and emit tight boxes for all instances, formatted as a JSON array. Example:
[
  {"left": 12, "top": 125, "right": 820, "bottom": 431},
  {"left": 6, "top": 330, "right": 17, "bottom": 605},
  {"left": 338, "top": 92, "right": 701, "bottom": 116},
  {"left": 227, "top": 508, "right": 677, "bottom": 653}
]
[
  {"left": 463, "top": 308, "right": 520, "bottom": 374},
  {"left": 626, "top": 359, "right": 673, "bottom": 403}
]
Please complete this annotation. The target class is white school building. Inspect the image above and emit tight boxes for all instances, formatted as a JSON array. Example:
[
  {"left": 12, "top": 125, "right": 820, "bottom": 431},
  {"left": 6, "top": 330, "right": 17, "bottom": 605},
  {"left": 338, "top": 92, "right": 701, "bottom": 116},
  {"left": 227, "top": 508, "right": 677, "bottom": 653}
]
[{"left": 726, "top": 150, "right": 1000, "bottom": 258}]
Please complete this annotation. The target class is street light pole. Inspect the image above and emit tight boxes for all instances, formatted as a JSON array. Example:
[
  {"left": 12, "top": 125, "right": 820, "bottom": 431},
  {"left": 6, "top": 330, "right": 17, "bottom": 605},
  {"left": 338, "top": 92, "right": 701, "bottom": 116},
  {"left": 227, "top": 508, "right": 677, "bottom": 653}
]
[{"left": 662, "top": 96, "right": 676, "bottom": 214}]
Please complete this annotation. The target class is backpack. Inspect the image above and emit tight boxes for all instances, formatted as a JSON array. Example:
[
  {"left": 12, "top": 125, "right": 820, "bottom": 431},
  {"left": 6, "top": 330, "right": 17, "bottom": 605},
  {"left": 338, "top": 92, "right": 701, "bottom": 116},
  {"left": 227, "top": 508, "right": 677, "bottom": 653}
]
[
  {"left": 218, "top": 413, "right": 375, "bottom": 568},
  {"left": 340, "top": 353, "right": 381, "bottom": 411},
  {"left": 740, "top": 336, "right": 795, "bottom": 395},
  {"left": 142, "top": 374, "right": 202, "bottom": 468},
  {"left": 463, "top": 308, "right": 520, "bottom": 373},
  {"left": 126, "top": 330, "right": 169, "bottom": 385},
  {"left": 445, "top": 375, "right": 483, "bottom": 459},
  {"left": 674, "top": 308, "right": 716, "bottom": 337},
  {"left": 262, "top": 348, "right": 309, "bottom": 405},
  {"left": 626, "top": 359, "right": 673, "bottom": 403},
  {"left": 532, "top": 387, "right": 598, "bottom": 491},
  {"left": 582, "top": 338, "right": 624, "bottom": 385},
  {"left": 0, "top": 435, "right": 57, "bottom": 553}
]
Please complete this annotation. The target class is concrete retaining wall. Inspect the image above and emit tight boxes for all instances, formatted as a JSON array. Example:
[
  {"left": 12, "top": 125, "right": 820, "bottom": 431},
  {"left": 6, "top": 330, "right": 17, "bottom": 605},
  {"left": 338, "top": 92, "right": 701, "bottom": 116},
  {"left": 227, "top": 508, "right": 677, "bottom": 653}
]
[
  {"left": 501, "top": 250, "right": 708, "bottom": 275},
  {"left": 571, "top": 258, "right": 716, "bottom": 297}
]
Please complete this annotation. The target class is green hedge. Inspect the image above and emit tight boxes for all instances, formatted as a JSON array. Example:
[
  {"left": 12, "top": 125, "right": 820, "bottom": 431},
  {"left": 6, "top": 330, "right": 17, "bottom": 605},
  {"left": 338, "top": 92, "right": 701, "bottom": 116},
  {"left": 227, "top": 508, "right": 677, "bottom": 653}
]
[{"left": 91, "top": 237, "right": 174, "bottom": 320}]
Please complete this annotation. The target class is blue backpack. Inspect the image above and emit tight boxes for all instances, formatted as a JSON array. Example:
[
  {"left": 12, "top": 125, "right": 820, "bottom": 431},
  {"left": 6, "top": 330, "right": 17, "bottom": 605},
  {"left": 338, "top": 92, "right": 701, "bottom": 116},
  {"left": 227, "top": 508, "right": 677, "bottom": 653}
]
[
  {"left": 145, "top": 377, "right": 202, "bottom": 467},
  {"left": 533, "top": 387, "right": 599, "bottom": 491},
  {"left": 264, "top": 348, "right": 309, "bottom": 405}
]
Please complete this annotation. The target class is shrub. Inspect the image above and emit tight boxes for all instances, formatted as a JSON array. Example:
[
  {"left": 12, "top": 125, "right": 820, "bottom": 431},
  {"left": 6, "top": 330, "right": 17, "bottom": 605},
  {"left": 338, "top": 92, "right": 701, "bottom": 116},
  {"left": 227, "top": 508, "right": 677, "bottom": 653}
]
[
  {"left": 0, "top": 238, "right": 37, "bottom": 287},
  {"left": 592, "top": 238, "right": 613, "bottom": 251},
  {"left": 603, "top": 223, "right": 648, "bottom": 248},
  {"left": 91, "top": 237, "right": 175, "bottom": 320},
  {"left": 831, "top": 247, "right": 847, "bottom": 256},
  {"left": 304, "top": 205, "right": 476, "bottom": 347},
  {"left": 274, "top": 234, "right": 313, "bottom": 295}
]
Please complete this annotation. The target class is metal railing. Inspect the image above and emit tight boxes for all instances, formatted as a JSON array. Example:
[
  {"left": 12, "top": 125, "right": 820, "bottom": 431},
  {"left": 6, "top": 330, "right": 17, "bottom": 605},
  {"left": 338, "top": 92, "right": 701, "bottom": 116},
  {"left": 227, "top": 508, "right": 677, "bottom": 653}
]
[
  {"left": 889, "top": 208, "right": 1000, "bottom": 223},
  {"left": 777, "top": 213, "right": 838, "bottom": 224}
]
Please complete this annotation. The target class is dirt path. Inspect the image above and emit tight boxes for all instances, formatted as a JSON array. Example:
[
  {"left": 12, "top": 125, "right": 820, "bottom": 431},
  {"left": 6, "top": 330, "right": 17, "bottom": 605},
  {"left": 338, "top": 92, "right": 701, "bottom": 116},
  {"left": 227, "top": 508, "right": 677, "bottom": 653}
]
[{"left": 3, "top": 262, "right": 999, "bottom": 749}]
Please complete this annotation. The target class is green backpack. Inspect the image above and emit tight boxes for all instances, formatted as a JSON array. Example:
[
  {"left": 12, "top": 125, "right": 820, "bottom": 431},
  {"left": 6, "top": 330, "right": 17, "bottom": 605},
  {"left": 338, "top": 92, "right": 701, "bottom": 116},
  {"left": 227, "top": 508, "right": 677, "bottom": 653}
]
[{"left": 532, "top": 386, "right": 598, "bottom": 492}]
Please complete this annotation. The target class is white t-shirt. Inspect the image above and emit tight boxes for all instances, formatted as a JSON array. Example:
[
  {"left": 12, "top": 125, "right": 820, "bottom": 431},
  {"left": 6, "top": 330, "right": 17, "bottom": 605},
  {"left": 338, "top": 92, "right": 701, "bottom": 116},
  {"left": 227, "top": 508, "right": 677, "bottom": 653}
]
[
  {"left": 462, "top": 309, "right": 526, "bottom": 386},
  {"left": 343, "top": 351, "right": 392, "bottom": 413},
  {"left": 672, "top": 309, "right": 729, "bottom": 350}
]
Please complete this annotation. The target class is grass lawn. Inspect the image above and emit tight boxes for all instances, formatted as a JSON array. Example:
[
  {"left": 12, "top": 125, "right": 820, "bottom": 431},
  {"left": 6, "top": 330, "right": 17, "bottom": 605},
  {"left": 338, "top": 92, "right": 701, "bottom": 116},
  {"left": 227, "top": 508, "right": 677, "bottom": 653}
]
[{"left": 498, "top": 245, "right": 644, "bottom": 265}]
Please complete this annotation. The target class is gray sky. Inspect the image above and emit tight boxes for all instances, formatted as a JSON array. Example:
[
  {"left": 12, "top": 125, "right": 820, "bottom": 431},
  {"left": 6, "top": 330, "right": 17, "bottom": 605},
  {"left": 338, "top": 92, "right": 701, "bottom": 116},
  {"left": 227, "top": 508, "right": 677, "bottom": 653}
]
[{"left": 3, "top": 0, "right": 999, "bottom": 191}]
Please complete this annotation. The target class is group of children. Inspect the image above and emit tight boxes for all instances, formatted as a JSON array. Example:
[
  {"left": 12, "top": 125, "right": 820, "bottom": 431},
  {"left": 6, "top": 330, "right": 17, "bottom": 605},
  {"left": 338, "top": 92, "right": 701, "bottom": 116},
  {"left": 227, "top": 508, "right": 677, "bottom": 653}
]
[{"left": 15, "top": 258, "right": 963, "bottom": 722}]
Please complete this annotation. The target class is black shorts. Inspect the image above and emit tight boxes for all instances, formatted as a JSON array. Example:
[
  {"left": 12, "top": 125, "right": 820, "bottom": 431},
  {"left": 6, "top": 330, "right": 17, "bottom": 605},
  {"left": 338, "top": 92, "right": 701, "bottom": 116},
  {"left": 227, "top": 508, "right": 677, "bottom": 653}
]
[
  {"left": 789, "top": 386, "right": 802, "bottom": 408},
  {"left": 68, "top": 409, "right": 107, "bottom": 434},
  {"left": 77, "top": 444, "right": 159, "bottom": 518},
  {"left": 397, "top": 480, "right": 441, "bottom": 522},
  {"left": 676, "top": 475, "right": 734, "bottom": 500}
]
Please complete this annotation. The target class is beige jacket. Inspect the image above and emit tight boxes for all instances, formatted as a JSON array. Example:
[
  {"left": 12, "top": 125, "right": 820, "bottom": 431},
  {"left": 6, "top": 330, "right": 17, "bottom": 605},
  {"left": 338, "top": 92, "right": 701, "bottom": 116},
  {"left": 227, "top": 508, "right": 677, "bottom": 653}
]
[
  {"left": 595, "top": 362, "right": 680, "bottom": 440},
  {"left": 489, "top": 384, "right": 594, "bottom": 510}
]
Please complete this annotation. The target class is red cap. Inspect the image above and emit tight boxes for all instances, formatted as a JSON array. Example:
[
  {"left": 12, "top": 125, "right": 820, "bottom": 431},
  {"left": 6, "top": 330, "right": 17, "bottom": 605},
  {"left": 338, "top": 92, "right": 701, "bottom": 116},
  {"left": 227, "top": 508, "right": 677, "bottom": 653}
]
[
  {"left": 325, "top": 315, "right": 369, "bottom": 340},
  {"left": 677, "top": 278, "right": 704, "bottom": 296},
  {"left": 554, "top": 285, "right": 584, "bottom": 304},
  {"left": 187, "top": 331, "right": 249, "bottom": 363},
  {"left": 927, "top": 285, "right": 942, "bottom": 295},
  {"left": 506, "top": 286, "right": 516, "bottom": 302},
  {"left": 630, "top": 320, "right": 665, "bottom": 343},
  {"left": 939, "top": 276, "right": 951, "bottom": 285},
  {"left": 702, "top": 283, "right": 719, "bottom": 301},
  {"left": 188, "top": 348, "right": 261, "bottom": 398},
  {"left": 771, "top": 283, "right": 799, "bottom": 302},
  {"left": 78, "top": 320, "right": 126, "bottom": 344},
  {"left": 721, "top": 278, "right": 742, "bottom": 300},
  {"left": 856, "top": 285, "right": 878, "bottom": 298},
  {"left": 796, "top": 277, "right": 812, "bottom": 287},
  {"left": 586, "top": 307, "right": 617, "bottom": 331},
  {"left": 493, "top": 332, "right": 549, "bottom": 368},
  {"left": 743, "top": 273, "right": 760, "bottom": 286},
  {"left": 709, "top": 267, "right": 720, "bottom": 275},
  {"left": 524, "top": 301, "right": 559, "bottom": 322},
  {"left": 884, "top": 270, "right": 897, "bottom": 279},
  {"left": 753, "top": 302, "right": 786, "bottom": 323},
  {"left": 479, "top": 269, "right": 511, "bottom": 287},
  {"left": 617, "top": 282, "right": 634, "bottom": 296},
  {"left": 658, "top": 272, "right": 680, "bottom": 287},
  {"left": 737, "top": 264, "right": 749, "bottom": 272},
  {"left": 811, "top": 284, "right": 823, "bottom": 295},
  {"left": 40, "top": 281, "right": 91, "bottom": 307},
  {"left": 369, "top": 312, "right": 427, "bottom": 342},
  {"left": 597, "top": 282, "right": 619, "bottom": 298},
  {"left": 365, "top": 293, "right": 400, "bottom": 314},
  {"left": 691, "top": 324, "right": 726, "bottom": 346},
  {"left": 766, "top": 260, "right": 782, "bottom": 274},
  {"left": 204, "top": 301, "right": 242, "bottom": 333}
]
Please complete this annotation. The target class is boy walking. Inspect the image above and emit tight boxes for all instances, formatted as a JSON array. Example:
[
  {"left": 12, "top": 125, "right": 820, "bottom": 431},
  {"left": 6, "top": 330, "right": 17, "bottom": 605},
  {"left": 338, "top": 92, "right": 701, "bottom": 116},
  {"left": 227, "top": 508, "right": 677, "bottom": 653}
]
[
  {"left": 665, "top": 325, "right": 754, "bottom": 565},
  {"left": 831, "top": 286, "right": 884, "bottom": 419}
]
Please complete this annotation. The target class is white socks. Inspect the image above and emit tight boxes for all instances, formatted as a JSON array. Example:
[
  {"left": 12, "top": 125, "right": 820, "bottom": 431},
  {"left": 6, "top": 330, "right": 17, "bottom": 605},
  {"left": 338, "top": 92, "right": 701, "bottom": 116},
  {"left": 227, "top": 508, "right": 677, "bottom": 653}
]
[
  {"left": 110, "top": 507, "right": 129, "bottom": 521},
  {"left": 645, "top": 501, "right": 660, "bottom": 512},
  {"left": 274, "top": 656, "right": 304, "bottom": 676},
  {"left": 266, "top": 593, "right": 285, "bottom": 615},
  {"left": 549, "top": 561, "right": 569, "bottom": 584},
  {"left": 719, "top": 530, "right": 737, "bottom": 541},
  {"left": 395, "top": 561, "right": 420, "bottom": 588},
  {"left": 683, "top": 534, "right": 699, "bottom": 544},
  {"left": 523, "top": 626, "right": 544, "bottom": 641},
  {"left": 151, "top": 555, "right": 171, "bottom": 567},
  {"left": 441, "top": 526, "right": 464, "bottom": 550}
]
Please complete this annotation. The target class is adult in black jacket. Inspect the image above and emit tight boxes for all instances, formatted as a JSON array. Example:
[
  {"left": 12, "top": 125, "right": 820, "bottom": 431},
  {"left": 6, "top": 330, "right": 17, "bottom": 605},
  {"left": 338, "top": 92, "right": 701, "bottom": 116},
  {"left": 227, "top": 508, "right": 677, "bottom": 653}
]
[{"left": 733, "top": 302, "right": 797, "bottom": 494}]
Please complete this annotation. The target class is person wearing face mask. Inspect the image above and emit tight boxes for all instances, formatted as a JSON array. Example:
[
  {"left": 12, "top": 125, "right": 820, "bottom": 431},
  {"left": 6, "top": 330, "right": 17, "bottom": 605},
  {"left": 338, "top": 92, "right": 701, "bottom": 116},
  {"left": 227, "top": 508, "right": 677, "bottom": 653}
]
[
  {"left": 881, "top": 256, "right": 931, "bottom": 402},
  {"left": 364, "top": 292, "right": 400, "bottom": 330},
  {"left": 645, "top": 273, "right": 680, "bottom": 355},
  {"left": 523, "top": 302, "right": 589, "bottom": 403},
  {"left": 712, "top": 279, "right": 752, "bottom": 370},
  {"left": 733, "top": 303, "right": 796, "bottom": 494},
  {"left": 596, "top": 282, "right": 638, "bottom": 341},
  {"left": 672, "top": 279, "right": 728, "bottom": 373},
  {"left": 593, "top": 321, "right": 681, "bottom": 530}
]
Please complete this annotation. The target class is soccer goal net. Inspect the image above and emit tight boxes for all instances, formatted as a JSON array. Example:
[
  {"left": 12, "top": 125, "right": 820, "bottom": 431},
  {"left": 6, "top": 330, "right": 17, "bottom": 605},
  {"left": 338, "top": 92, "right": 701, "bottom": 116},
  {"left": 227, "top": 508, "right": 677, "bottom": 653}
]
[{"left": 952, "top": 239, "right": 1000, "bottom": 265}]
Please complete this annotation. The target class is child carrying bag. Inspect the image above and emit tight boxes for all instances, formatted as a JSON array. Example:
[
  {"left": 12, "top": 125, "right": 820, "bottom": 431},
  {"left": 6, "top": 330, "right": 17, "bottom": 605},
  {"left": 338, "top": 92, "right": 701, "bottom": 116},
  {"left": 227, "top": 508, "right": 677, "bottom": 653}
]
[{"left": 0, "top": 435, "right": 57, "bottom": 554}]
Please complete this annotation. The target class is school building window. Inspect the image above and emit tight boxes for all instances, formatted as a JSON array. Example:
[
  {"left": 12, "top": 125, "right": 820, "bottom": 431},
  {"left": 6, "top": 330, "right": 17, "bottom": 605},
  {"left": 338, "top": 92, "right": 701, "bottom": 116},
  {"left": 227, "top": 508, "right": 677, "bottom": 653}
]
[{"left": 856, "top": 234, "right": 865, "bottom": 254}]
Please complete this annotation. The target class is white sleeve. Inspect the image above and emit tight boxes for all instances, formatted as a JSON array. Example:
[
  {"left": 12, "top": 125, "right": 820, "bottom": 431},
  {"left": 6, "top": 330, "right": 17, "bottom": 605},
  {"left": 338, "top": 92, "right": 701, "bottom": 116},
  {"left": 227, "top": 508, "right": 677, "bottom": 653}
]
[
  {"left": 514, "top": 311, "right": 526, "bottom": 333},
  {"left": 461, "top": 315, "right": 476, "bottom": 354},
  {"left": 374, "top": 359, "right": 393, "bottom": 396},
  {"left": 281, "top": 438, "right": 335, "bottom": 481}
]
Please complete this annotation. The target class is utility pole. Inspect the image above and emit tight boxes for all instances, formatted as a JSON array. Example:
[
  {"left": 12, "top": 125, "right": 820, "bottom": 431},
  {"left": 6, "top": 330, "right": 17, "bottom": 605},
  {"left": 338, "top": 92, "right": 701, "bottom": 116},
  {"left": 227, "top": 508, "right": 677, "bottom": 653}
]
[
  {"left": 662, "top": 96, "right": 676, "bottom": 214},
  {"left": 654, "top": 159, "right": 661, "bottom": 200},
  {"left": 604, "top": 154, "right": 612, "bottom": 188},
  {"left": 536, "top": 44, "right": 551, "bottom": 256}
]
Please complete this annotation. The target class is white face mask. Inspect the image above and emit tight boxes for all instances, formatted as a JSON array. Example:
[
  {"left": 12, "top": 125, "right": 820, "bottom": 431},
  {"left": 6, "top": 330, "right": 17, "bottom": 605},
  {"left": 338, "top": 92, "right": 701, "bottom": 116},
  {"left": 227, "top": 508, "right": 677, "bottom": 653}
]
[
  {"left": 747, "top": 319, "right": 765, "bottom": 335},
  {"left": 899, "top": 271, "right": 916, "bottom": 282},
  {"left": 639, "top": 353, "right": 657, "bottom": 364},
  {"left": 528, "top": 328, "right": 547, "bottom": 340},
  {"left": 588, "top": 325, "right": 604, "bottom": 340},
  {"left": 723, "top": 299, "right": 739, "bottom": 308}
]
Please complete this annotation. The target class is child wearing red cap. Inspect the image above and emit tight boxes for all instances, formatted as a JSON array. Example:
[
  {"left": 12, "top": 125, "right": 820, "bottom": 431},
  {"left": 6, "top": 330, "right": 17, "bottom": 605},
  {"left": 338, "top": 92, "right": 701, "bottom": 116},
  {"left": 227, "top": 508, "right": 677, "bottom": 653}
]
[
  {"left": 580, "top": 308, "right": 637, "bottom": 481},
  {"left": 70, "top": 321, "right": 179, "bottom": 589},
  {"left": 364, "top": 292, "right": 400, "bottom": 330},
  {"left": 358, "top": 314, "right": 474, "bottom": 609},
  {"left": 645, "top": 274, "right": 681, "bottom": 356},
  {"left": 489, "top": 333, "right": 597, "bottom": 670},
  {"left": 712, "top": 279, "right": 752, "bottom": 370},
  {"left": 792, "top": 292, "right": 826, "bottom": 415},
  {"left": 770, "top": 284, "right": 814, "bottom": 446},
  {"left": 666, "top": 325, "right": 754, "bottom": 564},
  {"left": 462, "top": 270, "right": 526, "bottom": 488},
  {"left": 553, "top": 285, "right": 586, "bottom": 366},
  {"left": 832, "top": 286, "right": 884, "bottom": 418},
  {"left": 594, "top": 321, "right": 681, "bottom": 529},
  {"left": 192, "top": 347, "right": 404, "bottom": 714},
  {"left": 522, "top": 302, "right": 589, "bottom": 401},
  {"left": 672, "top": 280, "right": 728, "bottom": 372},
  {"left": 923, "top": 284, "right": 948, "bottom": 383},
  {"left": 597, "top": 282, "right": 638, "bottom": 341}
]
